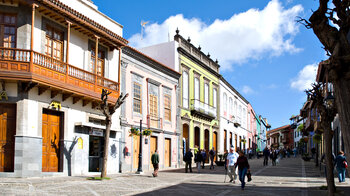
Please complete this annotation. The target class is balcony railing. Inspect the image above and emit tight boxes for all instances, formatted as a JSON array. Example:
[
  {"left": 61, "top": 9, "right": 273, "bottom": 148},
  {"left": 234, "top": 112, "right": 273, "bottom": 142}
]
[
  {"left": 190, "top": 99, "right": 216, "bottom": 120},
  {"left": 0, "top": 47, "right": 119, "bottom": 101}
]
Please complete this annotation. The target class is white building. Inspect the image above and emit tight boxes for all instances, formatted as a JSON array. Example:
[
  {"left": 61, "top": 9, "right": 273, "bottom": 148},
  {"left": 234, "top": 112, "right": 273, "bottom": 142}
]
[
  {"left": 0, "top": 0, "right": 127, "bottom": 177},
  {"left": 219, "top": 77, "right": 249, "bottom": 154}
]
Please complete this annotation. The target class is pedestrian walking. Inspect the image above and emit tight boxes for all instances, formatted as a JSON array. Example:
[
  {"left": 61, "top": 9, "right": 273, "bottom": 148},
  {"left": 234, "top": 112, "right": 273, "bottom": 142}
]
[
  {"left": 271, "top": 149, "right": 277, "bottom": 166},
  {"left": 201, "top": 149, "right": 207, "bottom": 169},
  {"left": 184, "top": 149, "right": 193, "bottom": 173},
  {"left": 223, "top": 150, "right": 228, "bottom": 170},
  {"left": 248, "top": 148, "right": 253, "bottom": 159},
  {"left": 209, "top": 147, "right": 216, "bottom": 170},
  {"left": 236, "top": 150, "right": 250, "bottom": 190},
  {"left": 293, "top": 147, "right": 297, "bottom": 158},
  {"left": 335, "top": 151, "right": 347, "bottom": 182},
  {"left": 195, "top": 150, "right": 203, "bottom": 173},
  {"left": 151, "top": 150, "right": 159, "bottom": 177},
  {"left": 226, "top": 147, "right": 239, "bottom": 183},
  {"left": 263, "top": 147, "right": 270, "bottom": 166}
]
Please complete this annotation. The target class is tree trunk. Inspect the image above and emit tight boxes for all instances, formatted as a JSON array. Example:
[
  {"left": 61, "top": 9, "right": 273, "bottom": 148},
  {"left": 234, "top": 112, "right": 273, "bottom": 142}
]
[
  {"left": 323, "top": 121, "right": 335, "bottom": 196},
  {"left": 333, "top": 78, "right": 350, "bottom": 175},
  {"left": 101, "top": 117, "right": 111, "bottom": 178}
]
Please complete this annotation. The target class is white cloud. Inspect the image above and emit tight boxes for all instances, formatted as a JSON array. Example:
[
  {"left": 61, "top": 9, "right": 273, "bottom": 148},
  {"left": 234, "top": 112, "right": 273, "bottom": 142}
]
[
  {"left": 242, "top": 85, "right": 254, "bottom": 95},
  {"left": 128, "top": 0, "right": 303, "bottom": 70},
  {"left": 290, "top": 63, "right": 318, "bottom": 91}
]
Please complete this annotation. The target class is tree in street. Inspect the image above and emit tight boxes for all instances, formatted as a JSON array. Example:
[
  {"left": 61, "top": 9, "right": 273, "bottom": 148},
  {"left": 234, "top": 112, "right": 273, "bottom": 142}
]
[
  {"left": 306, "top": 83, "right": 337, "bottom": 195},
  {"left": 99, "top": 89, "right": 128, "bottom": 178},
  {"left": 300, "top": 0, "right": 350, "bottom": 178}
]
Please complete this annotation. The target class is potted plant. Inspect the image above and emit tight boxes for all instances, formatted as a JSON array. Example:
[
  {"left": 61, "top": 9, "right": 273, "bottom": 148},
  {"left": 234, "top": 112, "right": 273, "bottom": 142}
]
[
  {"left": 313, "top": 134, "right": 322, "bottom": 144},
  {"left": 129, "top": 127, "right": 140, "bottom": 137},
  {"left": 142, "top": 129, "right": 152, "bottom": 136}
]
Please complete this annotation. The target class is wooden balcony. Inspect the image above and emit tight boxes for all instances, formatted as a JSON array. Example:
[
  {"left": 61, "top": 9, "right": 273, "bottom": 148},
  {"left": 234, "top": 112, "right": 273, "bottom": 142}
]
[{"left": 0, "top": 47, "right": 119, "bottom": 105}]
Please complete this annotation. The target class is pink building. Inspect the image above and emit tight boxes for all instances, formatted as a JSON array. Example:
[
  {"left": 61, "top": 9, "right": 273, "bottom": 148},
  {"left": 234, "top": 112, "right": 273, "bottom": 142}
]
[
  {"left": 247, "top": 104, "right": 258, "bottom": 153},
  {"left": 119, "top": 46, "right": 181, "bottom": 172}
]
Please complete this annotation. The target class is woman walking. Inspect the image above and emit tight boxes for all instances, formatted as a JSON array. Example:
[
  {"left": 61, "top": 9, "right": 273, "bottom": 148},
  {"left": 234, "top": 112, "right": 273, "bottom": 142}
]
[
  {"left": 335, "top": 151, "right": 347, "bottom": 182},
  {"left": 236, "top": 150, "right": 250, "bottom": 190},
  {"left": 195, "top": 150, "right": 203, "bottom": 173}
]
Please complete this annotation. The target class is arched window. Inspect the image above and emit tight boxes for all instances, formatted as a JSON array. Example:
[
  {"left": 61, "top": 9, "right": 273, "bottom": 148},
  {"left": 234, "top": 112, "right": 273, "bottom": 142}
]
[
  {"left": 204, "top": 83, "right": 209, "bottom": 104},
  {"left": 229, "top": 98, "right": 233, "bottom": 117}
]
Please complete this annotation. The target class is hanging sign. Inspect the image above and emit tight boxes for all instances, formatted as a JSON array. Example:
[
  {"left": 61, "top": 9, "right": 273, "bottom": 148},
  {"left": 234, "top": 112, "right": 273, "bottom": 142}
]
[
  {"left": 89, "top": 129, "right": 104, "bottom": 137},
  {"left": 77, "top": 137, "right": 83, "bottom": 149},
  {"left": 0, "top": 91, "right": 8, "bottom": 100}
]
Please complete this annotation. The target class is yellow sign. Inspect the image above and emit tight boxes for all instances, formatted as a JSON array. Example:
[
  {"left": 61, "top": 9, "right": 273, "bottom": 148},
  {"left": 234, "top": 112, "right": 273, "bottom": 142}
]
[
  {"left": 0, "top": 91, "right": 8, "bottom": 100},
  {"left": 78, "top": 137, "right": 83, "bottom": 149},
  {"left": 50, "top": 100, "right": 61, "bottom": 110}
]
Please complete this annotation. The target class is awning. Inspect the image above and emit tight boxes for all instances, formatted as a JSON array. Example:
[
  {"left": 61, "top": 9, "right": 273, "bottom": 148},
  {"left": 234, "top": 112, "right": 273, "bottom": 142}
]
[{"left": 74, "top": 122, "right": 122, "bottom": 132}]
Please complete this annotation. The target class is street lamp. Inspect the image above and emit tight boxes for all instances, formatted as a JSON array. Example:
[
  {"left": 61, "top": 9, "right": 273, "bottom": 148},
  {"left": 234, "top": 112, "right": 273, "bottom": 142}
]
[{"left": 136, "top": 119, "right": 143, "bottom": 174}]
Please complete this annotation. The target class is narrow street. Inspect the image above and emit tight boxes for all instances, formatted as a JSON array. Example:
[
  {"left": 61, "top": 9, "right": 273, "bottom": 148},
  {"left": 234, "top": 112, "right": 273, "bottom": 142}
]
[{"left": 0, "top": 157, "right": 349, "bottom": 196}]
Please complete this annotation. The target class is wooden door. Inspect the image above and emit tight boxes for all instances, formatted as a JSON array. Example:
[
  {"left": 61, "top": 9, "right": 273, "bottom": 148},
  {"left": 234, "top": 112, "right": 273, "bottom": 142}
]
[
  {"left": 204, "top": 130, "right": 209, "bottom": 163},
  {"left": 164, "top": 138, "right": 171, "bottom": 167},
  {"left": 133, "top": 135, "right": 140, "bottom": 170},
  {"left": 224, "top": 130, "right": 227, "bottom": 151},
  {"left": 150, "top": 136, "right": 157, "bottom": 169},
  {"left": 42, "top": 110, "right": 61, "bottom": 172},
  {"left": 0, "top": 104, "right": 16, "bottom": 172},
  {"left": 213, "top": 131, "right": 217, "bottom": 161}
]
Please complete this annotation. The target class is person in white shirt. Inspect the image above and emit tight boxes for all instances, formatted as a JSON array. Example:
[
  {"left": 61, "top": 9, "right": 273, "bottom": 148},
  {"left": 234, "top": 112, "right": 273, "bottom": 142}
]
[{"left": 226, "top": 147, "right": 239, "bottom": 183}]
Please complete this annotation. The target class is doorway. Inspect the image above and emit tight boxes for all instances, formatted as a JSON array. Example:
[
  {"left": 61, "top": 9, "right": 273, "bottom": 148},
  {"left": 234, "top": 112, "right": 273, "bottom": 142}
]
[
  {"left": 42, "top": 109, "right": 63, "bottom": 172},
  {"left": 165, "top": 138, "right": 171, "bottom": 167},
  {"left": 150, "top": 136, "right": 157, "bottom": 169},
  {"left": 89, "top": 135, "right": 104, "bottom": 172},
  {"left": 194, "top": 127, "right": 200, "bottom": 149},
  {"left": 204, "top": 129, "right": 209, "bottom": 163},
  {"left": 0, "top": 104, "right": 16, "bottom": 172}
]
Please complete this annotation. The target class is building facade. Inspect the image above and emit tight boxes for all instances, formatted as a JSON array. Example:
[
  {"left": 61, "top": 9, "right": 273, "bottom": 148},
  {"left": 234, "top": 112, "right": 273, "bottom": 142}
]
[
  {"left": 120, "top": 46, "right": 181, "bottom": 172},
  {"left": 219, "top": 77, "right": 249, "bottom": 154},
  {"left": 0, "top": 0, "right": 128, "bottom": 177},
  {"left": 267, "top": 125, "right": 294, "bottom": 149},
  {"left": 247, "top": 104, "right": 257, "bottom": 153},
  {"left": 139, "top": 30, "right": 220, "bottom": 162}
]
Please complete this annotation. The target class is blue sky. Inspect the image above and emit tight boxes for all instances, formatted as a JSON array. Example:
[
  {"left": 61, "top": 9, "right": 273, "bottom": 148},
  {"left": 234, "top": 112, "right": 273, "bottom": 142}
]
[{"left": 94, "top": 0, "right": 326, "bottom": 129}]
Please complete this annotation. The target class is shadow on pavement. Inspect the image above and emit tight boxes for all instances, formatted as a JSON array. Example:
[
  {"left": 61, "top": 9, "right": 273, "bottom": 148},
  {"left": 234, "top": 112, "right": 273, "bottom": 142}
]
[{"left": 132, "top": 182, "right": 350, "bottom": 196}]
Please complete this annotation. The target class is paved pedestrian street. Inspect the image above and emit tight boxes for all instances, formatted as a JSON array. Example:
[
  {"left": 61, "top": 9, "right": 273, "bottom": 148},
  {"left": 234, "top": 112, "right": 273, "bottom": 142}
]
[{"left": 0, "top": 157, "right": 349, "bottom": 196}]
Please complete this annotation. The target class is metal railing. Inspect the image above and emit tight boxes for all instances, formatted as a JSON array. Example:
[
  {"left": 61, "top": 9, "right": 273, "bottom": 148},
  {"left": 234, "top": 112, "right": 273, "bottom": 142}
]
[{"left": 190, "top": 99, "right": 216, "bottom": 117}]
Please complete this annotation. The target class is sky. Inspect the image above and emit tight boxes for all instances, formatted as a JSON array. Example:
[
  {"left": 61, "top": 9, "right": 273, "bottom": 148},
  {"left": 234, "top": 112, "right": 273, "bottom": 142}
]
[{"left": 93, "top": 0, "right": 326, "bottom": 129}]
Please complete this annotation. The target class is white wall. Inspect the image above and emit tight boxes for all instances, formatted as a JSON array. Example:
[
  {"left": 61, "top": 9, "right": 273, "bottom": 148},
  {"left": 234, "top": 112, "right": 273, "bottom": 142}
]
[
  {"left": 139, "top": 41, "right": 179, "bottom": 71},
  {"left": 59, "top": 0, "right": 123, "bottom": 36}
]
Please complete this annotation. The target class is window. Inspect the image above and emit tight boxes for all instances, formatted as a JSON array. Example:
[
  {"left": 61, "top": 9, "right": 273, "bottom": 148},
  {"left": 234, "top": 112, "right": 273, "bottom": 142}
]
[
  {"left": 0, "top": 13, "right": 16, "bottom": 48},
  {"left": 223, "top": 93, "right": 227, "bottom": 115},
  {"left": 194, "top": 77, "right": 199, "bottom": 100},
  {"left": 150, "top": 94, "right": 158, "bottom": 117},
  {"left": 182, "top": 71, "right": 189, "bottom": 108},
  {"left": 243, "top": 108, "right": 246, "bottom": 128},
  {"left": 234, "top": 101, "right": 238, "bottom": 116},
  {"left": 91, "top": 47, "right": 105, "bottom": 76},
  {"left": 45, "top": 25, "right": 64, "bottom": 61},
  {"left": 164, "top": 95, "right": 171, "bottom": 121},
  {"left": 229, "top": 98, "right": 233, "bottom": 117},
  {"left": 133, "top": 82, "right": 142, "bottom": 114},
  {"left": 213, "top": 88, "right": 217, "bottom": 108},
  {"left": 204, "top": 83, "right": 209, "bottom": 104}
]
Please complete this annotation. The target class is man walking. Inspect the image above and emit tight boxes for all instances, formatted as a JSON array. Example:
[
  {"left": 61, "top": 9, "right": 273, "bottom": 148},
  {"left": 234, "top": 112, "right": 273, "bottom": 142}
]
[
  {"left": 184, "top": 149, "right": 193, "bottom": 173},
  {"left": 226, "top": 147, "right": 239, "bottom": 183},
  {"left": 209, "top": 147, "right": 216, "bottom": 170},
  {"left": 263, "top": 147, "right": 270, "bottom": 166},
  {"left": 151, "top": 150, "right": 159, "bottom": 177},
  {"left": 201, "top": 149, "right": 207, "bottom": 169}
]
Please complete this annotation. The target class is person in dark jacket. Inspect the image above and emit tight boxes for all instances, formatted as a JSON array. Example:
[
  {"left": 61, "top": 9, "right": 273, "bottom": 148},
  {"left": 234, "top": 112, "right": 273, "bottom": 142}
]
[
  {"left": 151, "top": 150, "right": 159, "bottom": 177},
  {"left": 195, "top": 150, "right": 203, "bottom": 173},
  {"left": 201, "top": 149, "right": 207, "bottom": 169},
  {"left": 236, "top": 150, "right": 250, "bottom": 190},
  {"left": 184, "top": 149, "right": 193, "bottom": 173},
  {"left": 335, "top": 151, "right": 347, "bottom": 182},
  {"left": 263, "top": 147, "right": 270, "bottom": 166}
]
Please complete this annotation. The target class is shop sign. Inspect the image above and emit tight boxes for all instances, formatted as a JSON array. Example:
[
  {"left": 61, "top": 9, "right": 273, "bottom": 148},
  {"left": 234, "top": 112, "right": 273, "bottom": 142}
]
[
  {"left": 89, "top": 129, "right": 104, "bottom": 137},
  {"left": 77, "top": 137, "right": 83, "bottom": 149},
  {"left": 0, "top": 91, "right": 8, "bottom": 100},
  {"left": 50, "top": 100, "right": 61, "bottom": 110}
]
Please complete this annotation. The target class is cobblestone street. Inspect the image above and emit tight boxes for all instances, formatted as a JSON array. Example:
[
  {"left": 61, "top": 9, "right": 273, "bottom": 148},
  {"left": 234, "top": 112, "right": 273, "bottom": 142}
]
[{"left": 0, "top": 157, "right": 349, "bottom": 196}]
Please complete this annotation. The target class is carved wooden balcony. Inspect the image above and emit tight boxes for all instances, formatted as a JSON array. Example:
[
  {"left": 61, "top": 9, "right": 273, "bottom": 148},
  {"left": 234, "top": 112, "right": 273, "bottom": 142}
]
[{"left": 0, "top": 47, "right": 119, "bottom": 105}]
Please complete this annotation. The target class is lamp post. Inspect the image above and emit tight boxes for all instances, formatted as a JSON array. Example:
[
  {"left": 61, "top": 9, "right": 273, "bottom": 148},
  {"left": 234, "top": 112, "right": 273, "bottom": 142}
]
[{"left": 137, "top": 119, "right": 143, "bottom": 174}]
